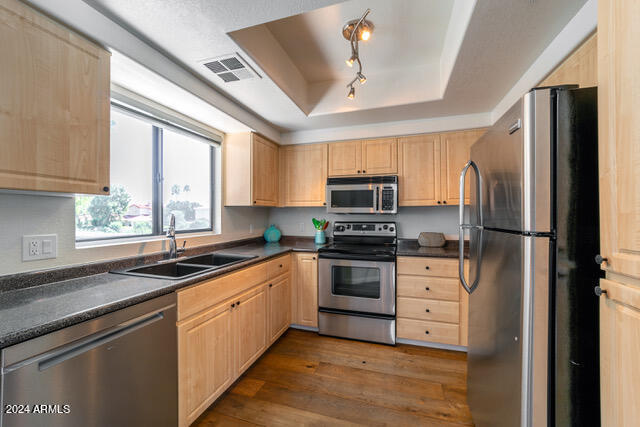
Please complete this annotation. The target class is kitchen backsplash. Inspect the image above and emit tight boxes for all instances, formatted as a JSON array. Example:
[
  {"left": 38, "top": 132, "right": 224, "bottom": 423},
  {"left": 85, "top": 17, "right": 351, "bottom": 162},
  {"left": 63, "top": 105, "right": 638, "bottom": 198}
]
[{"left": 267, "top": 206, "right": 466, "bottom": 240}]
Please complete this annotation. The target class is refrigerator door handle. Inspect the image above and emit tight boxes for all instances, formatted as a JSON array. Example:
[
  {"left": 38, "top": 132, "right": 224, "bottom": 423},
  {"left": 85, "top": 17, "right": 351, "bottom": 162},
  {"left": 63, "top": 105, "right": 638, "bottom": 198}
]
[{"left": 459, "top": 160, "right": 483, "bottom": 294}]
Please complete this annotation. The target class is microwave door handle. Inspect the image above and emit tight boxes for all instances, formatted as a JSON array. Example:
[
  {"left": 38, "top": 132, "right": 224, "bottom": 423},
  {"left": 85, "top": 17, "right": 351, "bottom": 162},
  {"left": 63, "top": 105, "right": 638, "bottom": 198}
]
[{"left": 375, "top": 186, "right": 380, "bottom": 211}]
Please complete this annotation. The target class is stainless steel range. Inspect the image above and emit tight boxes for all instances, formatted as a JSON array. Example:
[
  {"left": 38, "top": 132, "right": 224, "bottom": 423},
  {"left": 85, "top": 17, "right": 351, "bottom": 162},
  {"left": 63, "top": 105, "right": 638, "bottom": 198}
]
[{"left": 318, "top": 221, "right": 397, "bottom": 345}]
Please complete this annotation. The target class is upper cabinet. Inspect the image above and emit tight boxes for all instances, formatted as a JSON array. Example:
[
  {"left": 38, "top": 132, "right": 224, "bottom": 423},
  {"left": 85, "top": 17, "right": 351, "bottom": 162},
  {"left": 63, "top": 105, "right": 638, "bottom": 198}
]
[
  {"left": 598, "top": 0, "right": 640, "bottom": 280},
  {"left": 328, "top": 140, "right": 362, "bottom": 176},
  {"left": 224, "top": 132, "right": 278, "bottom": 207},
  {"left": 398, "top": 134, "right": 441, "bottom": 206},
  {"left": 0, "top": 0, "right": 111, "bottom": 195},
  {"left": 328, "top": 138, "right": 397, "bottom": 176},
  {"left": 280, "top": 144, "right": 327, "bottom": 207},
  {"left": 398, "top": 129, "right": 485, "bottom": 206},
  {"left": 440, "top": 129, "right": 486, "bottom": 205},
  {"left": 361, "top": 138, "right": 398, "bottom": 175}
]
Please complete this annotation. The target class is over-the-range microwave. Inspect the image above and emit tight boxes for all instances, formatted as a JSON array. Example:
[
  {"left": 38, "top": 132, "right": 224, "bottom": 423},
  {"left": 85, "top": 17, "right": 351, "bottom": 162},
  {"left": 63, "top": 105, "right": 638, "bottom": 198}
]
[{"left": 326, "top": 176, "right": 398, "bottom": 214}]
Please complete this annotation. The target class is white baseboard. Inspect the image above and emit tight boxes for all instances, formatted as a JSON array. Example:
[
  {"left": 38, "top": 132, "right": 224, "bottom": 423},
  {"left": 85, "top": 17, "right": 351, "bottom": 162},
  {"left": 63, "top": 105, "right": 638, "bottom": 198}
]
[{"left": 396, "top": 338, "right": 467, "bottom": 352}]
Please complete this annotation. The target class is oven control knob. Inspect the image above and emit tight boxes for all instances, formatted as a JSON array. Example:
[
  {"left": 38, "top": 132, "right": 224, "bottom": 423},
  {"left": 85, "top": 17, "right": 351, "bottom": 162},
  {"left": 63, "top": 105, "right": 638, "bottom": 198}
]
[
  {"left": 336, "top": 225, "right": 345, "bottom": 232},
  {"left": 346, "top": 224, "right": 351, "bottom": 229},
  {"left": 383, "top": 225, "right": 388, "bottom": 230},
  {"left": 389, "top": 227, "right": 395, "bottom": 232}
]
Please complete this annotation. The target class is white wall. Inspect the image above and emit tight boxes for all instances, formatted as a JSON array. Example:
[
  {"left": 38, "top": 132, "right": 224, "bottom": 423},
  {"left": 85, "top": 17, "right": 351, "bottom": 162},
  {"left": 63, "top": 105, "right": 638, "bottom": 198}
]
[
  {"left": 0, "top": 193, "right": 269, "bottom": 275},
  {"left": 267, "top": 206, "right": 462, "bottom": 240}
]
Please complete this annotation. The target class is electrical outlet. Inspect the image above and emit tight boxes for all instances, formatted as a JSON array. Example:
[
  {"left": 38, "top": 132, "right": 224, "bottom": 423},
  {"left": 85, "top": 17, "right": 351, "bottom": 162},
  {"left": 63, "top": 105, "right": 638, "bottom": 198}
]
[
  {"left": 23, "top": 234, "right": 57, "bottom": 261},
  {"left": 249, "top": 224, "right": 254, "bottom": 234},
  {"left": 298, "top": 222, "right": 305, "bottom": 233}
]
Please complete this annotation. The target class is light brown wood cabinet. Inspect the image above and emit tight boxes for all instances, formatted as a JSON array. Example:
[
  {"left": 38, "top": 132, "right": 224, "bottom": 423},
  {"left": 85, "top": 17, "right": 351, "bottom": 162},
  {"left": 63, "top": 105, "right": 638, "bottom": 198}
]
[
  {"left": 398, "top": 129, "right": 485, "bottom": 206},
  {"left": 598, "top": 279, "right": 640, "bottom": 426},
  {"left": 176, "top": 255, "right": 291, "bottom": 427},
  {"left": 291, "top": 252, "right": 318, "bottom": 328},
  {"left": 234, "top": 286, "right": 268, "bottom": 374},
  {"left": 0, "top": 0, "right": 111, "bottom": 195},
  {"left": 396, "top": 256, "right": 468, "bottom": 346},
  {"left": 224, "top": 132, "right": 278, "bottom": 206},
  {"left": 280, "top": 144, "right": 328, "bottom": 206},
  {"left": 268, "top": 275, "right": 291, "bottom": 343},
  {"left": 177, "top": 300, "right": 233, "bottom": 427},
  {"left": 598, "top": 1, "right": 640, "bottom": 424},
  {"left": 328, "top": 138, "right": 397, "bottom": 176}
]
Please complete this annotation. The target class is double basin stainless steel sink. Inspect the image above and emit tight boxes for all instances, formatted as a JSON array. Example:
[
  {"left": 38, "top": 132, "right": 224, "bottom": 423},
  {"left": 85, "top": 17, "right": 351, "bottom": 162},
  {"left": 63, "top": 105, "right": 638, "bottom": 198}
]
[{"left": 111, "top": 253, "right": 258, "bottom": 280}]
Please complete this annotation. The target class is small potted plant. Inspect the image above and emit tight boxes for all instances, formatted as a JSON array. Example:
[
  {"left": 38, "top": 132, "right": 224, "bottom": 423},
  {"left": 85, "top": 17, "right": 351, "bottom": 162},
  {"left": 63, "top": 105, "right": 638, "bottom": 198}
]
[{"left": 312, "top": 218, "right": 329, "bottom": 244}]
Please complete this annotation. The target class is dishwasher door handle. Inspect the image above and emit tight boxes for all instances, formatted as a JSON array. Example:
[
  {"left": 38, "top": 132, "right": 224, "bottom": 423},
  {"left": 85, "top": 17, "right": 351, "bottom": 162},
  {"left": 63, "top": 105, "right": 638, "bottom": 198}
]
[{"left": 36, "top": 311, "right": 165, "bottom": 372}]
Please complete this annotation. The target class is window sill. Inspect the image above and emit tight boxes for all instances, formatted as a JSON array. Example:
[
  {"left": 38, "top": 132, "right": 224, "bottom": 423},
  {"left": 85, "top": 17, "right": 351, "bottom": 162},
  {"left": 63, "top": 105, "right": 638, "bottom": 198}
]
[{"left": 75, "top": 230, "right": 221, "bottom": 249}]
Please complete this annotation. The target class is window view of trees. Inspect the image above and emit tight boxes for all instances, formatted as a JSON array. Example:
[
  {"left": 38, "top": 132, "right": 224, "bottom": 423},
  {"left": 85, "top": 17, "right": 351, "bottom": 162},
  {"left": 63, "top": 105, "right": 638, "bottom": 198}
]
[{"left": 75, "top": 107, "right": 214, "bottom": 242}]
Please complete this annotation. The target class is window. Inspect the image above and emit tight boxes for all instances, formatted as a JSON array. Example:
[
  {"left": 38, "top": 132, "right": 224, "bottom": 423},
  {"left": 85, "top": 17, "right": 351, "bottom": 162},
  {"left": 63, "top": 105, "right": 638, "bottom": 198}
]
[{"left": 75, "top": 104, "right": 217, "bottom": 242}]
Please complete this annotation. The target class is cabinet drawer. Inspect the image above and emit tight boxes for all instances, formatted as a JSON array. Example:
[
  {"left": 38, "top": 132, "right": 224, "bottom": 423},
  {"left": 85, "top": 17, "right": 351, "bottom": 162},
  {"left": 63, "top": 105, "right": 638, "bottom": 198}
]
[
  {"left": 397, "top": 297, "right": 459, "bottom": 323},
  {"left": 397, "top": 318, "right": 459, "bottom": 345},
  {"left": 397, "top": 275, "right": 460, "bottom": 301},
  {"left": 267, "top": 254, "right": 291, "bottom": 279},
  {"left": 397, "top": 257, "right": 458, "bottom": 278},
  {"left": 178, "top": 262, "right": 267, "bottom": 321}
]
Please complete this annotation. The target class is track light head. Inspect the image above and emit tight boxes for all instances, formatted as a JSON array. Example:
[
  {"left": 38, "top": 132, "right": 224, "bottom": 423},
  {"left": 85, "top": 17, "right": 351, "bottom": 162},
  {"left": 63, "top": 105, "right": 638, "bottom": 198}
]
[
  {"left": 347, "top": 85, "right": 355, "bottom": 99},
  {"left": 357, "top": 72, "right": 366, "bottom": 84},
  {"left": 346, "top": 53, "right": 357, "bottom": 67}
]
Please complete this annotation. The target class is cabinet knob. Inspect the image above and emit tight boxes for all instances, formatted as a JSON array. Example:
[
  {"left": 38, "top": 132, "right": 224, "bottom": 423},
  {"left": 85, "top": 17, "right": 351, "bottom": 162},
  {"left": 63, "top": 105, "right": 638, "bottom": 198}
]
[
  {"left": 357, "top": 170, "right": 361, "bottom": 173},
  {"left": 102, "top": 186, "right": 109, "bottom": 192},
  {"left": 443, "top": 201, "right": 447, "bottom": 204},
  {"left": 323, "top": 202, "right": 327, "bottom": 206},
  {"left": 237, "top": 301, "right": 241, "bottom": 305},
  {"left": 425, "top": 287, "right": 430, "bottom": 291},
  {"left": 425, "top": 308, "right": 430, "bottom": 313},
  {"left": 269, "top": 283, "right": 273, "bottom": 288},
  {"left": 362, "top": 170, "right": 366, "bottom": 173},
  {"left": 594, "top": 286, "right": 607, "bottom": 297},
  {"left": 437, "top": 201, "right": 441, "bottom": 204},
  {"left": 312, "top": 257, "right": 316, "bottom": 260},
  {"left": 425, "top": 266, "right": 430, "bottom": 270},
  {"left": 279, "top": 264, "right": 283, "bottom": 268},
  {"left": 595, "top": 254, "right": 608, "bottom": 265},
  {"left": 231, "top": 303, "right": 235, "bottom": 308},
  {"left": 425, "top": 330, "right": 430, "bottom": 335}
]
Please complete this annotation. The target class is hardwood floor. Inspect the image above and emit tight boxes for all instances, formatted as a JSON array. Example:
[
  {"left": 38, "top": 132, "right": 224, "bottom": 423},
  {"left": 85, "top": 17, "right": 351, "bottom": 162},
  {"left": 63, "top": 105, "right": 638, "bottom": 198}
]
[{"left": 194, "top": 329, "right": 473, "bottom": 426}]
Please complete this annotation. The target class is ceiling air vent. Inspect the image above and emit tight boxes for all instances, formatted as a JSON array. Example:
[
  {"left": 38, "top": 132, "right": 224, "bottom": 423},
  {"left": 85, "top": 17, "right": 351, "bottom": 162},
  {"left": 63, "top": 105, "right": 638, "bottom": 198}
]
[{"left": 201, "top": 53, "right": 260, "bottom": 83}]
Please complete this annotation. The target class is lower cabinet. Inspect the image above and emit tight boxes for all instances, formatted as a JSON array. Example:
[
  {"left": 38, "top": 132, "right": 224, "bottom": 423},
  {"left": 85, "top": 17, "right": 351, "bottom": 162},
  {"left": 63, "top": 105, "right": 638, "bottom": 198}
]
[
  {"left": 234, "top": 286, "right": 268, "bottom": 375},
  {"left": 176, "top": 255, "right": 292, "bottom": 427},
  {"left": 396, "top": 256, "right": 468, "bottom": 347},
  {"left": 268, "top": 275, "right": 291, "bottom": 343},
  {"left": 177, "top": 301, "right": 234, "bottom": 427},
  {"left": 292, "top": 252, "right": 318, "bottom": 328}
]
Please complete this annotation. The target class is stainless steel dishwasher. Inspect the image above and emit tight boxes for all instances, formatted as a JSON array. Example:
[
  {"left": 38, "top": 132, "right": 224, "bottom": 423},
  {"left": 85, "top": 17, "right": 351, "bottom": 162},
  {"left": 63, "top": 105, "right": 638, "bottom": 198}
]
[{"left": 1, "top": 293, "right": 177, "bottom": 427}]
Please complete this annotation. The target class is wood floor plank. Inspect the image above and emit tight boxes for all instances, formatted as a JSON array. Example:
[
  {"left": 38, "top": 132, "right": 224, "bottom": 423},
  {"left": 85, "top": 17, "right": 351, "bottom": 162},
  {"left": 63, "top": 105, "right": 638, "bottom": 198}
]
[
  {"left": 194, "top": 330, "right": 473, "bottom": 427},
  {"left": 230, "top": 378, "right": 266, "bottom": 398},
  {"left": 253, "top": 381, "right": 468, "bottom": 427},
  {"left": 212, "top": 394, "right": 359, "bottom": 427}
]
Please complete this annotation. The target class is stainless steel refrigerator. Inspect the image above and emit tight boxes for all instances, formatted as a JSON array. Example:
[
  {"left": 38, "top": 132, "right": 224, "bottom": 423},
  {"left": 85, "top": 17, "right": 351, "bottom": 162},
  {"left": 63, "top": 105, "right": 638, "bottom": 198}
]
[{"left": 458, "top": 87, "right": 600, "bottom": 427}]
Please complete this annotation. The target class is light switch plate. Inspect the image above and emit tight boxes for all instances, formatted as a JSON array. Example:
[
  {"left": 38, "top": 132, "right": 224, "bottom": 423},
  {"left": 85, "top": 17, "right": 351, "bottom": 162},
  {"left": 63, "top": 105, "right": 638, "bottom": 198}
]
[{"left": 23, "top": 234, "right": 57, "bottom": 261}]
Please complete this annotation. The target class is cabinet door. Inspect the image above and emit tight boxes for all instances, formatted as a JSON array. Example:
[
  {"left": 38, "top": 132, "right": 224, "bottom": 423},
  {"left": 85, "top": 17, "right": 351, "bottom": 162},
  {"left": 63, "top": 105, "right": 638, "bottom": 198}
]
[
  {"left": 268, "top": 276, "right": 291, "bottom": 343},
  {"left": 178, "top": 302, "right": 233, "bottom": 427},
  {"left": 293, "top": 253, "right": 318, "bottom": 327},
  {"left": 598, "top": 279, "right": 640, "bottom": 426},
  {"left": 328, "top": 140, "right": 362, "bottom": 176},
  {"left": 598, "top": 0, "right": 640, "bottom": 280},
  {"left": 361, "top": 138, "right": 397, "bottom": 174},
  {"left": 252, "top": 134, "right": 278, "bottom": 206},
  {"left": 440, "top": 129, "right": 485, "bottom": 205},
  {"left": 234, "top": 286, "right": 268, "bottom": 374},
  {"left": 0, "top": 0, "right": 110, "bottom": 194},
  {"left": 398, "top": 134, "right": 441, "bottom": 206},
  {"left": 281, "top": 144, "right": 328, "bottom": 206}
]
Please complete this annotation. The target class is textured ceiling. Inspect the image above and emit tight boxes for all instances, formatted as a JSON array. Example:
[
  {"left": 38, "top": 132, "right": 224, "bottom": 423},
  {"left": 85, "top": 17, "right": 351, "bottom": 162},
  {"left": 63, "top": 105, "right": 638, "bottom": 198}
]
[{"left": 84, "top": 0, "right": 588, "bottom": 132}]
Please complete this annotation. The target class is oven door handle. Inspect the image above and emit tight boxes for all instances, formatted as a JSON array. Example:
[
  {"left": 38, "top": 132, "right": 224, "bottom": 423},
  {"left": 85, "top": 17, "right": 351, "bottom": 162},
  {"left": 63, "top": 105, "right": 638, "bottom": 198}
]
[{"left": 318, "top": 252, "right": 396, "bottom": 262}]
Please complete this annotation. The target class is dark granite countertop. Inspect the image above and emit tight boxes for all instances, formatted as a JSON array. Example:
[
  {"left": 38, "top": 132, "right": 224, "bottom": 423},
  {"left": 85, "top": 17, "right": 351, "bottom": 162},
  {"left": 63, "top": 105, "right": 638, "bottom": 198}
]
[
  {"left": 397, "top": 239, "right": 469, "bottom": 258},
  {"left": 0, "top": 237, "right": 324, "bottom": 350}
]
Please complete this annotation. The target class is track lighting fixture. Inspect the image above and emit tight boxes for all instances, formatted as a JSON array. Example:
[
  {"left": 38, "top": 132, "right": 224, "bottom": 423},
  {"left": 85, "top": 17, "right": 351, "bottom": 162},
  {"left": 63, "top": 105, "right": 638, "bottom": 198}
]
[{"left": 343, "top": 9, "right": 373, "bottom": 99}]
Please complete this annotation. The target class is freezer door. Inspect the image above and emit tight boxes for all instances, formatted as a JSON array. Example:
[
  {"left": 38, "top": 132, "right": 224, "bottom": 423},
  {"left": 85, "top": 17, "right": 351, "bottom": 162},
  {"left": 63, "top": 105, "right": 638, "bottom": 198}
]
[
  {"left": 470, "top": 89, "right": 553, "bottom": 233},
  {"left": 467, "top": 229, "right": 550, "bottom": 427}
]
